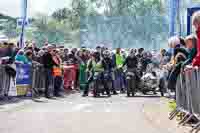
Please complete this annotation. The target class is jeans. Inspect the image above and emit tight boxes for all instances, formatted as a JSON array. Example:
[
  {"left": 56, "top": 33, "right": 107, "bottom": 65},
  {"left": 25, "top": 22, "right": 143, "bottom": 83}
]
[
  {"left": 45, "top": 69, "right": 54, "bottom": 97},
  {"left": 114, "top": 68, "right": 126, "bottom": 90},
  {"left": 54, "top": 76, "right": 63, "bottom": 96},
  {"left": 83, "top": 72, "right": 111, "bottom": 96},
  {"left": 83, "top": 72, "right": 94, "bottom": 95},
  {"left": 168, "top": 64, "right": 182, "bottom": 91}
]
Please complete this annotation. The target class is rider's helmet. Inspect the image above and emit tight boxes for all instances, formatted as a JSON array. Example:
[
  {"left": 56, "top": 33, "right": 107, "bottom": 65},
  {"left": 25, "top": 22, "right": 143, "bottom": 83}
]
[
  {"left": 93, "top": 50, "right": 100, "bottom": 59},
  {"left": 103, "top": 50, "right": 110, "bottom": 58},
  {"left": 130, "top": 48, "right": 136, "bottom": 54},
  {"left": 96, "top": 46, "right": 101, "bottom": 53},
  {"left": 129, "top": 48, "right": 136, "bottom": 57},
  {"left": 138, "top": 48, "right": 144, "bottom": 54}
]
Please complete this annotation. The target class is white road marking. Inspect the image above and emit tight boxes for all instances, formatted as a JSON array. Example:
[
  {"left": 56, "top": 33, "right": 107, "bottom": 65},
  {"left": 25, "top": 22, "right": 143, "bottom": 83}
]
[
  {"left": 85, "top": 110, "right": 92, "bottom": 112},
  {"left": 72, "top": 103, "right": 92, "bottom": 111},
  {"left": 105, "top": 109, "right": 111, "bottom": 112}
]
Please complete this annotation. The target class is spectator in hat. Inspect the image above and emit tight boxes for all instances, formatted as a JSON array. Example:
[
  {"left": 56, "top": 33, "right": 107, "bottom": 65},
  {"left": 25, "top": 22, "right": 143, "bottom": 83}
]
[
  {"left": 25, "top": 50, "right": 33, "bottom": 64},
  {"left": 63, "top": 48, "right": 69, "bottom": 62},
  {"left": 52, "top": 49, "right": 64, "bottom": 97},
  {"left": 182, "top": 35, "right": 197, "bottom": 68},
  {"left": 36, "top": 50, "right": 45, "bottom": 64},
  {"left": 15, "top": 49, "right": 28, "bottom": 64},
  {"left": 42, "top": 45, "right": 57, "bottom": 98}
]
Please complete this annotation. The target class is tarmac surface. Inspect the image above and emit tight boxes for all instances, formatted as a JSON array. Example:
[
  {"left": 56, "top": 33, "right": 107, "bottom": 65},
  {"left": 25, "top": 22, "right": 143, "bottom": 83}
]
[{"left": 0, "top": 92, "right": 187, "bottom": 133}]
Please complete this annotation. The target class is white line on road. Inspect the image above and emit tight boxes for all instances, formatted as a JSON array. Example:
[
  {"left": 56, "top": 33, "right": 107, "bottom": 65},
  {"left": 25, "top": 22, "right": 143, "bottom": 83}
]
[
  {"left": 105, "top": 109, "right": 111, "bottom": 112},
  {"left": 85, "top": 110, "right": 92, "bottom": 112},
  {"left": 72, "top": 103, "right": 92, "bottom": 111}
]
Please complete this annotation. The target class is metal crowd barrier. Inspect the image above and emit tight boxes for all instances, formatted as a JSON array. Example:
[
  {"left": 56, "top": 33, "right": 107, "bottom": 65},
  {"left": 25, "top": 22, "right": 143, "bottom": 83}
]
[
  {"left": 0, "top": 65, "right": 11, "bottom": 97},
  {"left": 31, "top": 63, "right": 46, "bottom": 96},
  {"left": 169, "top": 67, "right": 200, "bottom": 133},
  {"left": 0, "top": 62, "right": 79, "bottom": 99}
]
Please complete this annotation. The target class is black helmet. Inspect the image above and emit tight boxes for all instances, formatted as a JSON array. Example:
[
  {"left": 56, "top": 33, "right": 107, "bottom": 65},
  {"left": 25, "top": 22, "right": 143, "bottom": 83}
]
[{"left": 93, "top": 50, "right": 100, "bottom": 58}]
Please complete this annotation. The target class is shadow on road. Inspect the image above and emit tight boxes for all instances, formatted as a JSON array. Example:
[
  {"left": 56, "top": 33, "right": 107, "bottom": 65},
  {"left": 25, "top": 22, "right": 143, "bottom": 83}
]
[
  {"left": 0, "top": 96, "right": 29, "bottom": 106},
  {"left": 126, "top": 95, "right": 162, "bottom": 98}
]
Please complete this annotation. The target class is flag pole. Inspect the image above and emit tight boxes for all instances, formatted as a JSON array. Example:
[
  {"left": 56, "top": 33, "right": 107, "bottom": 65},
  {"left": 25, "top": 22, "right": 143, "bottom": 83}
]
[{"left": 19, "top": 0, "right": 28, "bottom": 48}]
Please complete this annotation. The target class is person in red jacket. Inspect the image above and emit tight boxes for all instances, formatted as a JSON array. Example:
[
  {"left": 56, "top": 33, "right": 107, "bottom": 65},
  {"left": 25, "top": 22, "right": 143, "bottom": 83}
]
[{"left": 192, "top": 11, "right": 200, "bottom": 67}]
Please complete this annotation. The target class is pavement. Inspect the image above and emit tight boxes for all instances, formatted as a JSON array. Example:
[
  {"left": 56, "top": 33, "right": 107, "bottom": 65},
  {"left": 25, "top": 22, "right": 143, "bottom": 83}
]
[
  {"left": 0, "top": 92, "right": 190, "bottom": 133},
  {"left": 142, "top": 98, "right": 191, "bottom": 133}
]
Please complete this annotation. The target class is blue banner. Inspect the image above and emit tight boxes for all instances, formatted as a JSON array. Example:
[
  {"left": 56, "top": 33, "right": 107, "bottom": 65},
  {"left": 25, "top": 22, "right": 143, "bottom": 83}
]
[{"left": 16, "top": 64, "right": 32, "bottom": 85}]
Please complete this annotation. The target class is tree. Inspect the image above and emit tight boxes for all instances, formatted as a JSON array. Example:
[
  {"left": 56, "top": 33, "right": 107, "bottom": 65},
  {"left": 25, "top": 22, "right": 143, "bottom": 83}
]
[
  {"left": 52, "top": 8, "right": 71, "bottom": 22},
  {"left": 79, "top": 0, "right": 168, "bottom": 48},
  {"left": 3, "top": 21, "right": 19, "bottom": 38},
  {"left": 0, "top": 0, "right": 168, "bottom": 49}
]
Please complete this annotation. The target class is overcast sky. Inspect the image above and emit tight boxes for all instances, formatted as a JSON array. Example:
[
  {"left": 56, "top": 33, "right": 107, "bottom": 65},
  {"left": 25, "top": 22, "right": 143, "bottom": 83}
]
[{"left": 0, "top": 0, "right": 72, "bottom": 17}]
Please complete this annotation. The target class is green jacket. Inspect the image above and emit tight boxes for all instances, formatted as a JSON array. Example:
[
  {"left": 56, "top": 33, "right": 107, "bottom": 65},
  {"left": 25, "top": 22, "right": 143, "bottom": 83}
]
[
  {"left": 15, "top": 54, "right": 28, "bottom": 64},
  {"left": 87, "top": 59, "right": 104, "bottom": 72},
  {"left": 115, "top": 54, "right": 124, "bottom": 68},
  {"left": 182, "top": 48, "right": 197, "bottom": 67}
]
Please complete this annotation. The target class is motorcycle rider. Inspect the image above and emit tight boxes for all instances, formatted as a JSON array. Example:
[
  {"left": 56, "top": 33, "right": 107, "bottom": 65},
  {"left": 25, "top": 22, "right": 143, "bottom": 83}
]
[
  {"left": 136, "top": 48, "right": 144, "bottom": 59},
  {"left": 82, "top": 50, "right": 104, "bottom": 97},
  {"left": 140, "top": 52, "right": 152, "bottom": 73},
  {"left": 122, "top": 49, "right": 139, "bottom": 95},
  {"left": 112, "top": 48, "right": 126, "bottom": 93},
  {"left": 102, "top": 50, "right": 117, "bottom": 95},
  {"left": 123, "top": 49, "right": 138, "bottom": 69}
]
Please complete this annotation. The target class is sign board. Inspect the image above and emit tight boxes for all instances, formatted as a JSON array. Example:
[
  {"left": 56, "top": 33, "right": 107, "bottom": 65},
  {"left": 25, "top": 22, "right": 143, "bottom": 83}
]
[{"left": 16, "top": 64, "right": 32, "bottom": 96}]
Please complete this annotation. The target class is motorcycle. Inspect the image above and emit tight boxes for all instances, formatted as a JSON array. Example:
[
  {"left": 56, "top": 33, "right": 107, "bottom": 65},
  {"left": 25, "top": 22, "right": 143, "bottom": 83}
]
[
  {"left": 142, "top": 63, "right": 165, "bottom": 96},
  {"left": 138, "top": 69, "right": 165, "bottom": 96},
  {"left": 139, "top": 71, "right": 158, "bottom": 95},
  {"left": 92, "top": 71, "right": 111, "bottom": 97},
  {"left": 93, "top": 71, "right": 102, "bottom": 97},
  {"left": 102, "top": 70, "right": 113, "bottom": 95},
  {"left": 126, "top": 69, "right": 137, "bottom": 97}
]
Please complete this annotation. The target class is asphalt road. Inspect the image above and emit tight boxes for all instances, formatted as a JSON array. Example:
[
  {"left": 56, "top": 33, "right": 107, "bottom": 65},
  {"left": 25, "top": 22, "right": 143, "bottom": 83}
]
[{"left": 0, "top": 93, "right": 177, "bottom": 133}]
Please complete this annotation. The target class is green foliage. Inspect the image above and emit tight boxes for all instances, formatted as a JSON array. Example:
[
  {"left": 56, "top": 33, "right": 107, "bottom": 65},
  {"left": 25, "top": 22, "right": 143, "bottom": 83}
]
[
  {"left": 0, "top": 13, "right": 16, "bottom": 21},
  {"left": 0, "top": 13, "right": 18, "bottom": 38},
  {"left": 3, "top": 20, "right": 19, "bottom": 38},
  {"left": 80, "top": 0, "right": 168, "bottom": 48},
  {"left": 0, "top": 0, "right": 168, "bottom": 48}
]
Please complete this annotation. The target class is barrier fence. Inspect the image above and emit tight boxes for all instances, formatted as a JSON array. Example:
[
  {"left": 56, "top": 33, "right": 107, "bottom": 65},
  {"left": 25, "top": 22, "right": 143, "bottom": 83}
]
[
  {"left": 0, "top": 63, "right": 78, "bottom": 98},
  {"left": 32, "top": 63, "right": 46, "bottom": 97},
  {"left": 0, "top": 65, "right": 11, "bottom": 97},
  {"left": 169, "top": 67, "right": 200, "bottom": 132}
]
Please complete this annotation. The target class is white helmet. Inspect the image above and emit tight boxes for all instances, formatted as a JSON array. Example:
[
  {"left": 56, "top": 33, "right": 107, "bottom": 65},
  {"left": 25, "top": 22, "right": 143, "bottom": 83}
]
[{"left": 103, "top": 50, "right": 110, "bottom": 57}]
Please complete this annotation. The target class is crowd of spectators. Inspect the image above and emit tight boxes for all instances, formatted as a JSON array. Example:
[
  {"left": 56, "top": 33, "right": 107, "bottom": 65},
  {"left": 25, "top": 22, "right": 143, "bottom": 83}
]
[
  {"left": 158, "top": 11, "right": 200, "bottom": 97},
  {"left": 1, "top": 11, "right": 200, "bottom": 100}
]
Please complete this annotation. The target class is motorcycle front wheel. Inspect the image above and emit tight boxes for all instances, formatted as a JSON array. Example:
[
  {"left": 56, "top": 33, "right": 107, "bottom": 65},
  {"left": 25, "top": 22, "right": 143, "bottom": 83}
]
[
  {"left": 93, "top": 80, "right": 99, "bottom": 97},
  {"left": 127, "top": 78, "right": 136, "bottom": 97}
]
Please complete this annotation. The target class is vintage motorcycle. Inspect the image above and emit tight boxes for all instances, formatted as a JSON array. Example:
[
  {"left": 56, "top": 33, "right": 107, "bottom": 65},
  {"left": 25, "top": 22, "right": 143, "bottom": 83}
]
[
  {"left": 92, "top": 71, "right": 111, "bottom": 97},
  {"left": 138, "top": 63, "right": 164, "bottom": 96},
  {"left": 139, "top": 71, "right": 158, "bottom": 95},
  {"left": 102, "top": 70, "right": 113, "bottom": 95}
]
